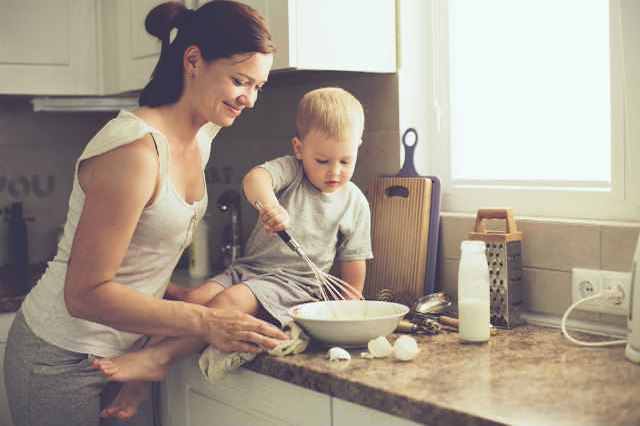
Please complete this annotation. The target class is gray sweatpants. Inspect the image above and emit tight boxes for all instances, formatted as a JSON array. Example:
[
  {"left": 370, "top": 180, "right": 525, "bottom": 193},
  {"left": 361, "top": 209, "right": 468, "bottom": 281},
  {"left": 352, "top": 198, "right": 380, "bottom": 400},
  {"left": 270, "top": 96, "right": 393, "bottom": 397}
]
[{"left": 4, "top": 310, "right": 153, "bottom": 426}]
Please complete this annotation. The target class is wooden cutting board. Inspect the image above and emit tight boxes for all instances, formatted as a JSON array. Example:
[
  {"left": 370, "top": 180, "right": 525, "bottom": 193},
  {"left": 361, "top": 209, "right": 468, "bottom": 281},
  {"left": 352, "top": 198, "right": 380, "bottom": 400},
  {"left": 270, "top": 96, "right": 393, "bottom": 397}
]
[{"left": 364, "top": 129, "right": 440, "bottom": 305}]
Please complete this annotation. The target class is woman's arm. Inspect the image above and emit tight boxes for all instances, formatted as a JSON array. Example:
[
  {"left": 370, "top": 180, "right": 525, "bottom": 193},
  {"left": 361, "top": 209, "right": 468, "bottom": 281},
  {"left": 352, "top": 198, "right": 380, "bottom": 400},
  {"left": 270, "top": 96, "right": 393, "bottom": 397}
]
[
  {"left": 339, "top": 260, "right": 366, "bottom": 299},
  {"left": 64, "top": 137, "right": 286, "bottom": 351}
]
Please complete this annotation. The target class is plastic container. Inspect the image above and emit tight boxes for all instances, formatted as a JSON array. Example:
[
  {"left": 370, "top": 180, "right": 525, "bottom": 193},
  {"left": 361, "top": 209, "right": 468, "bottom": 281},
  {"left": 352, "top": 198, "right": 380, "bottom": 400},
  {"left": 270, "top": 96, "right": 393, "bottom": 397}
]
[
  {"left": 189, "top": 219, "right": 211, "bottom": 279},
  {"left": 458, "top": 240, "right": 490, "bottom": 342}
]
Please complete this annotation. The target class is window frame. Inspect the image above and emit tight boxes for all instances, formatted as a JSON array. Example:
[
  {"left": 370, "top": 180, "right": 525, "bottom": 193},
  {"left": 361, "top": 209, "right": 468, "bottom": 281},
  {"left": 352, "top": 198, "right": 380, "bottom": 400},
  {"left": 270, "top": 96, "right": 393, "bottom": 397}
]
[{"left": 425, "top": 0, "right": 639, "bottom": 221}]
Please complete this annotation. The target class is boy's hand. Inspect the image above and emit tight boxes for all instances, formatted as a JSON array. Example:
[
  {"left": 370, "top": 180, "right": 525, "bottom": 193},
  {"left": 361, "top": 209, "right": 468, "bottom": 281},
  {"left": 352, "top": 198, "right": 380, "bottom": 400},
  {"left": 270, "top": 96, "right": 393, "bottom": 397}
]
[{"left": 258, "top": 202, "right": 290, "bottom": 234}]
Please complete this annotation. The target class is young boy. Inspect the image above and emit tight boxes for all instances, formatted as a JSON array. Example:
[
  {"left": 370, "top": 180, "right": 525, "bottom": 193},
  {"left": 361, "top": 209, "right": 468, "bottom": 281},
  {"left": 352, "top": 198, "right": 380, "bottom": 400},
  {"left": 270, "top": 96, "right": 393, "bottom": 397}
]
[{"left": 94, "top": 87, "right": 372, "bottom": 419}]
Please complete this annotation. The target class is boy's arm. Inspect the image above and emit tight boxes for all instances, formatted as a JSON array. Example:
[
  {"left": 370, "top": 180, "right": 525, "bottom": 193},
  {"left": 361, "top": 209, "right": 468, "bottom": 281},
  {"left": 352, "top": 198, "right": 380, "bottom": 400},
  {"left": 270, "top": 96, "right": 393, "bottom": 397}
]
[
  {"left": 339, "top": 260, "right": 366, "bottom": 299},
  {"left": 242, "top": 166, "right": 290, "bottom": 233},
  {"left": 242, "top": 166, "right": 279, "bottom": 208}
]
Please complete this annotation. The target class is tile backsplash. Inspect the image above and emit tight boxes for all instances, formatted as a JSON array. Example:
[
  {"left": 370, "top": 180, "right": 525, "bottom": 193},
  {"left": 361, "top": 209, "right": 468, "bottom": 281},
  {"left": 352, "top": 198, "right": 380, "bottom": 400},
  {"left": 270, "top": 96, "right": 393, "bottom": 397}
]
[
  {"left": 0, "top": 97, "right": 114, "bottom": 265},
  {"left": 435, "top": 213, "right": 640, "bottom": 326}
]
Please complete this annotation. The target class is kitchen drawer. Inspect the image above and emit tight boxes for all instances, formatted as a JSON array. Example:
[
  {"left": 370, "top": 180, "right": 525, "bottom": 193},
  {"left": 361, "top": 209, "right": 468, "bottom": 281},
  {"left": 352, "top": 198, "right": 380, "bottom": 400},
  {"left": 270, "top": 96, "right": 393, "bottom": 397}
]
[{"left": 163, "top": 354, "right": 331, "bottom": 426}]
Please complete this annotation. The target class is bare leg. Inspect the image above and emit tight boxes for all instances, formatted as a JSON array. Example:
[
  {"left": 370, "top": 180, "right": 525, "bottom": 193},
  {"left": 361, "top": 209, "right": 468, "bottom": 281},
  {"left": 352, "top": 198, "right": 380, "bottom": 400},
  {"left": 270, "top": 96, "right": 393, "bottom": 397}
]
[
  {"left": 93, "top": 282, "right": 260, "bottom": 382},
  {"left": 100, "top": 381, "right": 150, "bottom": 421},
  {"left": 96, "top": 280, "right": 233, "bottom": 421}
]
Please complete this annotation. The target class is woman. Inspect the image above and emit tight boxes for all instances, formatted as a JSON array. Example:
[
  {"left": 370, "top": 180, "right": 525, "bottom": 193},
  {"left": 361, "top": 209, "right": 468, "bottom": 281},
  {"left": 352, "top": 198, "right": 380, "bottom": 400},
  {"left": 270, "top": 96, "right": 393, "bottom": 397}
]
[{"left": 3, "top": 1, "right": 287, "bottom": 425}]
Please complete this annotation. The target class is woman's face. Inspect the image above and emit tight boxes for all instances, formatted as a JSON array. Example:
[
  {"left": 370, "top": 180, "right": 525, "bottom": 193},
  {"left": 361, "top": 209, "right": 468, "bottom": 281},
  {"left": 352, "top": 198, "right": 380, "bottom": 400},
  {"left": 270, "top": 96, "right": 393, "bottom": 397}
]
[{"left": 190, "top": 52, "right": 273, "bottom": 127}]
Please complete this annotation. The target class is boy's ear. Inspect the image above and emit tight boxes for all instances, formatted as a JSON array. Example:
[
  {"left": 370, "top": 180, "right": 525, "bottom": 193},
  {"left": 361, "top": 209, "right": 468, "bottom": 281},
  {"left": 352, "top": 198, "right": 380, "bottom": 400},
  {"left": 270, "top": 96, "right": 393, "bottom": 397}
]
[{"left": 291, "top": 137, "right": 303, "bottom": 159}]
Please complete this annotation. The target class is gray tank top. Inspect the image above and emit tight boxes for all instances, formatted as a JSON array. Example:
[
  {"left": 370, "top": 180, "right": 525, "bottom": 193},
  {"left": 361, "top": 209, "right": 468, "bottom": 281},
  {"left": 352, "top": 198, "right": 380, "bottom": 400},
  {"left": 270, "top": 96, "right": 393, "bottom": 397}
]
[{"left": 21, "top": 110, "right": 219, "bottom": 357}]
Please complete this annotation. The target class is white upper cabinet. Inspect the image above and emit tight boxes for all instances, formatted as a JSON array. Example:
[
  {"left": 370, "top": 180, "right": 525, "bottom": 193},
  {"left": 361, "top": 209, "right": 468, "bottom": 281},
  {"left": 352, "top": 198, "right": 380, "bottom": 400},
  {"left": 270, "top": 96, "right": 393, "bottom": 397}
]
[
  {"left": 0, "top": 0, "right": 396, "bottom": 96},
  {"left": 231, "top": 0, "right": 396, "bottom": 73},
  {"left": 100, "top": 0, "right": 177, "bottom": 94},
  {"left": 0, "top": 0, "right": 99, "bottom": 95}
]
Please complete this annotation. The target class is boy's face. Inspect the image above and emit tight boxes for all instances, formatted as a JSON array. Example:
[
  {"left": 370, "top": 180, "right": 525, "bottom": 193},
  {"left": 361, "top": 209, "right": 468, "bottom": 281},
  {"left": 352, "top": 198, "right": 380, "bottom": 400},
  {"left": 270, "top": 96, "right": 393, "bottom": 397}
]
[{"left": 292, "top": 130, "right": 361, "bottom": 194}]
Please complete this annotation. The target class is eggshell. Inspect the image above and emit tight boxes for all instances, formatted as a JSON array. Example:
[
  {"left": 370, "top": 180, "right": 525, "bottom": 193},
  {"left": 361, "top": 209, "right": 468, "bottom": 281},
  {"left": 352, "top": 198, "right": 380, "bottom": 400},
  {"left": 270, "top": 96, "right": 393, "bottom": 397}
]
[
  {"left": 393, "top": 335, "right": 420, "bottom": 361},
  {"left": 367, "top": 336, "right": 393, "bottom": 358},
  {"left": 328, "top": 347, "right": 351, "bottom": 361}
]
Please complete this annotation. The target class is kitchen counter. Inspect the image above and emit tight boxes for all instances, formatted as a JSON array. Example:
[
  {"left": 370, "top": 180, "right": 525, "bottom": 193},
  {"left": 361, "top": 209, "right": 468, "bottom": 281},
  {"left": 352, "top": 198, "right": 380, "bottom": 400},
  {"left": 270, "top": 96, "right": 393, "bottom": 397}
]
[{"left": 243, "top": 325, "right": 640, "bottom": 426}]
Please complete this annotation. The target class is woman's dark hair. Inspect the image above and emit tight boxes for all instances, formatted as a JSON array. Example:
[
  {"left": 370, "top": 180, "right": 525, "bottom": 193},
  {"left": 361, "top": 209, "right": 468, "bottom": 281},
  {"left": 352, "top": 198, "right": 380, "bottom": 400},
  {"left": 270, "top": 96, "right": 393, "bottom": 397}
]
[{"left": 139, "top": 0, "right": 275, "bottom": 107}]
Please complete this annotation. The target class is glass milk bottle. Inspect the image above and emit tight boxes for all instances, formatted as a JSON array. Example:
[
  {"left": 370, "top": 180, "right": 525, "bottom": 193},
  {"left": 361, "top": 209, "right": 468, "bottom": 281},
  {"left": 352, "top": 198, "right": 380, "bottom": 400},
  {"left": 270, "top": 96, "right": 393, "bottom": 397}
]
[{"left": 458, "top": 240, "right": 491, "bottom": 342}]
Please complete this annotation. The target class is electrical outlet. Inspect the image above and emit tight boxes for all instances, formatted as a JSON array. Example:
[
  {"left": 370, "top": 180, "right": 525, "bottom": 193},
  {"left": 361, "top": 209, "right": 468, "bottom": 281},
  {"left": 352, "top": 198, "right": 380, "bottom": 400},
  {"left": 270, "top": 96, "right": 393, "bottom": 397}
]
[
  {"left": 600, "top": 271, "right": 631, "bottom": 315},
  {"left": 571, "top": 268, "right": 602, "bottom": 311},
  {"left": 571, "top": 268, "right": 631, "bottom": 316}
]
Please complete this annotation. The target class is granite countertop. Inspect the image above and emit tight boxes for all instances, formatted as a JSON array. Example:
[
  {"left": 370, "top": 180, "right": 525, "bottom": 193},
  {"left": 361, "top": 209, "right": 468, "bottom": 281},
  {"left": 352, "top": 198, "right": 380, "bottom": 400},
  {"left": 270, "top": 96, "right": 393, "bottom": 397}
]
[{"left": 245, "top": 325, "right": 640, "bottom": 426}]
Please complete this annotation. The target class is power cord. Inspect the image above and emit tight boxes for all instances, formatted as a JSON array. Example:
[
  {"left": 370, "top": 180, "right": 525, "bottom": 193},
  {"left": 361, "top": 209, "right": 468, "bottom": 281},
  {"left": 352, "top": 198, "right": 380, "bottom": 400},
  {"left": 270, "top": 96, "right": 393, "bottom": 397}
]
[{"left": 561, "top": 287, "right": 627, "bottom": 347}]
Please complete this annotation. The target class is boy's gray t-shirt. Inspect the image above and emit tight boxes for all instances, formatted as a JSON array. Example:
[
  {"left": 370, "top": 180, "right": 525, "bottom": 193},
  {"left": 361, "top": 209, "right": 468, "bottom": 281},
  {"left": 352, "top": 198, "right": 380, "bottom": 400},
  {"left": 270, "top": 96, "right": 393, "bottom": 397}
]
[{"left": 232, "top": 155, "right": 373, "bottom": 279}]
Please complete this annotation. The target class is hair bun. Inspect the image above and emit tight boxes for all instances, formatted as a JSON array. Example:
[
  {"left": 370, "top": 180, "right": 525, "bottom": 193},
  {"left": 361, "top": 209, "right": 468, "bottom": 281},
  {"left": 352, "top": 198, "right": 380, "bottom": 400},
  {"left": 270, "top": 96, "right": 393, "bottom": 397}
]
[{"left": 145, "top": 1, "right": 189, "bottom": 41}]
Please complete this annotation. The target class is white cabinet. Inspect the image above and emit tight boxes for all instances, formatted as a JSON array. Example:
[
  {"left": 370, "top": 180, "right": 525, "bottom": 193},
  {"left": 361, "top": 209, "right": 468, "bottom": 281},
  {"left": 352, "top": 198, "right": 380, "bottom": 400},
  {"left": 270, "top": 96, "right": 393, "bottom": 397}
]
[
  {"left": 0, "top": 313, "right": 16, "bottom": 426},
  {"left": 332, "top": 398, "right": 424, "bottom": 426},
  {"left": 1, "top": 0, "right": 396, "bottom": 95},
  {"left": 222, "top": 0, "right": 396, "bottom": 72},
  {"left": 162, "top": 354, "right": 426, "bottom": 426},
  {"left": 0, "top": 0, "right": 99, "bottom": 95},
  {"left": 162, "top": 354, "right": 331, "bottom": 426},
  {"left": 100, "top": 0, "right": 175, "bottom": 94}
]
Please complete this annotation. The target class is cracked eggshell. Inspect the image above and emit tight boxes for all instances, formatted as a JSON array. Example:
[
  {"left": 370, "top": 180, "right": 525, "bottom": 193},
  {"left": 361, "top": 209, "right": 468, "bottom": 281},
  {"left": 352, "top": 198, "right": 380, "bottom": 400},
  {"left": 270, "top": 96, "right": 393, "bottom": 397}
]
[
  {"left": 393, "top": 335, "right": 420, "bottom": 361},
  {"left": 328, "top": 347, "right": 351, "bottom": 361},
  {"left": 367, "top": 336, "right": 394, "bottom": 358}
]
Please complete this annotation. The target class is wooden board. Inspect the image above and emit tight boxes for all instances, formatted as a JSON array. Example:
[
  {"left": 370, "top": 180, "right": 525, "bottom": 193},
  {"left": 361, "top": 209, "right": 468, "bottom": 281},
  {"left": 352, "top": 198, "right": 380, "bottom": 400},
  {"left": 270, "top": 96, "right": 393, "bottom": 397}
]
[{"left": 364, "top": 176, "right": 433, "bottom": 305}]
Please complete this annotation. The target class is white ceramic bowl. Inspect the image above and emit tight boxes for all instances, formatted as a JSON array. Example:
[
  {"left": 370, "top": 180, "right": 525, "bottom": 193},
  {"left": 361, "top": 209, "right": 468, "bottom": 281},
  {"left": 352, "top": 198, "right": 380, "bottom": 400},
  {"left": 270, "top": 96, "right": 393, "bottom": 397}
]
[{"left": 289, "top": 300, "right": 410, "bottom": 347}]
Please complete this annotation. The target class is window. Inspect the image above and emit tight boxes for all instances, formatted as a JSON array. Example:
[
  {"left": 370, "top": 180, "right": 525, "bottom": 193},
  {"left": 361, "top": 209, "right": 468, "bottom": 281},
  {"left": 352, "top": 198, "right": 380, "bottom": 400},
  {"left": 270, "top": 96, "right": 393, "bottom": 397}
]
[{"left": 426, "top": 0, "right": 638, "bottom": 221}]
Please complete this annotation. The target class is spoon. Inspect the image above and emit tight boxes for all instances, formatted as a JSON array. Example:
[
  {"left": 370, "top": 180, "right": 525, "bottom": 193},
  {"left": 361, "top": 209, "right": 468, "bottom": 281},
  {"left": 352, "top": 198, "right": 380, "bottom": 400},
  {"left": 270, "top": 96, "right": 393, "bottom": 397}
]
[
  {"left": 412, "top": 292, "right": 452, "bottom": 315},
  {"left": 411, "top": 292, "right": 459, "bottom": 330}
]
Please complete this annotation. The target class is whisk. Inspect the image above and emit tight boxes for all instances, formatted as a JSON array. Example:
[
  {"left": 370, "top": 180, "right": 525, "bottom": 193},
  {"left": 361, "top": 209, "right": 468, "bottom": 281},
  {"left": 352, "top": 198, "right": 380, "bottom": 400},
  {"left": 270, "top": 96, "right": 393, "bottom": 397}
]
[{"left": 254, "top": 201, "right": 362, "bottom": 301}]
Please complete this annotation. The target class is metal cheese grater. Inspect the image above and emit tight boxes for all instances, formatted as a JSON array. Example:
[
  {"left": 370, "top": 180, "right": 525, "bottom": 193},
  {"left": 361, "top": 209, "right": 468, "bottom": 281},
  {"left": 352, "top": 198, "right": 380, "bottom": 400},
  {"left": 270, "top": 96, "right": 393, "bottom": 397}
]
[{"left": 468, "top": 209, "right": 524, "bottom": 329}]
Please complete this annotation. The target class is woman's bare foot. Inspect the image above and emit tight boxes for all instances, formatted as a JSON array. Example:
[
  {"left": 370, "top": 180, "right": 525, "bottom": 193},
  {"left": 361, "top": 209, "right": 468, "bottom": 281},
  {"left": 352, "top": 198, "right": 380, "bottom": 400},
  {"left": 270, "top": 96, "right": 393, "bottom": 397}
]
[
  {"left": 91, "top": 347, "right": 171, "bottom": 382},
  {"left": 100, "top": 381, "right": 149, "bottom": 421}
]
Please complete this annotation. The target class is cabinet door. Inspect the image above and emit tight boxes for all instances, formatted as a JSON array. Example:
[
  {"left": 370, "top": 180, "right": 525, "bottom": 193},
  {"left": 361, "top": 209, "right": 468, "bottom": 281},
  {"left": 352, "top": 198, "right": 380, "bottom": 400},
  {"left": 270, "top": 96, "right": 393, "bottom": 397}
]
[
  {"left": 101, "top": 0, "right": 166, "bottom": 94},
  {"left": 0, "top": 0, "right": 98, "bottom": 95},
  {"left": 162, "top": 354, "right": 331, "bottom": 426},
  {"left": 230, "top": 0, "right": 395, "bottom": 72},
  {"left": 188, "top": 390, "right": 283, "bottom": 426},
  {"left": 333, "top": 398, "right": 425, "bottom": 426},
  {"left": 236, "top": 0, "right": 293, "bottom": 71},
  {"left": 292, "top": 0, "right": 396, "bottom": 72}
]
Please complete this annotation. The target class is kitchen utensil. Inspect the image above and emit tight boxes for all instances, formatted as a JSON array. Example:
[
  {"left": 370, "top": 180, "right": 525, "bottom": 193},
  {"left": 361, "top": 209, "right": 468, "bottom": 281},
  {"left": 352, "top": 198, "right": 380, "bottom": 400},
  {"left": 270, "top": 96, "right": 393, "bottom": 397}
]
[
  {"left": 626, "top": 234, "right": 640, "bottom": 363},
  {"left": 468, "top": 209, "right": 524, "bottom": 328},
  {"left": 364, "top": 128, "right": 441, "bottom": 302},
  {"left": 411, "top": 292, "right": 459, "bottom": 331},
  {"left": 396, "top": 318, "right": 441, "bottom": 335},
  {"left": 254, "top": 201, "right": 361, "bottom": 300},
  {"left": 289, "top": 300, "right": 409, "bottom": 347},
  {"left": 413, "top": 291, "right": 452, "bottom": 315}
]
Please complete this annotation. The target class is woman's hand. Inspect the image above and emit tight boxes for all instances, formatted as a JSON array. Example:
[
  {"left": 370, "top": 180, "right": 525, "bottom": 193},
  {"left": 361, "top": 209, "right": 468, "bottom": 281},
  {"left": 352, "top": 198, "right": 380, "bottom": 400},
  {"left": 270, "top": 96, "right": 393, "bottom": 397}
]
[
  {"left": 202, "top": 308, "right": 288, "bottom": 353},
  {"left": 257, "top": 202, "right": 290, "bottom": 234}
]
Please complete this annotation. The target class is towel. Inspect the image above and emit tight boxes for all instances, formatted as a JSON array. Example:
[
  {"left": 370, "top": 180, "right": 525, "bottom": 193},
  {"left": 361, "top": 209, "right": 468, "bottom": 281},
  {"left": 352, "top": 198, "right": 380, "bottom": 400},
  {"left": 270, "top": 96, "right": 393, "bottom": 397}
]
[{"left": 198, "top": 322, "right": 309, "bottom": 382}]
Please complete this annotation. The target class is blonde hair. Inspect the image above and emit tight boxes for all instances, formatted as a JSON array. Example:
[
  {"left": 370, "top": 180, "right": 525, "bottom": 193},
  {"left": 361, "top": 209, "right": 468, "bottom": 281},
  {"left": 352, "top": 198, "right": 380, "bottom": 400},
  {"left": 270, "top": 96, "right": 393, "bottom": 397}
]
[{"left": 295, "top": 87, "right": 364, "bottom": 142}]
